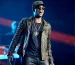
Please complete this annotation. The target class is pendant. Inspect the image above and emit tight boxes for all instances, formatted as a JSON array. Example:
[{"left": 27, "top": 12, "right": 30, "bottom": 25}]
[{"left": 34, "top": 31, "right": 38, "bottom": 36}]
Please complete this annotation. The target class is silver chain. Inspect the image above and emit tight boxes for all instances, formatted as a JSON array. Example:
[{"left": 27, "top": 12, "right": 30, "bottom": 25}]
[{"left": 33, "top": 21, "right": 42, "bottom": 36}]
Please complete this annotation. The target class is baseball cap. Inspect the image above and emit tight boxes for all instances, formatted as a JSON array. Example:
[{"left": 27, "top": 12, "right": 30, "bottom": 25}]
[{"left": 32, "top": 1, "right": 45, "bottom": 11}]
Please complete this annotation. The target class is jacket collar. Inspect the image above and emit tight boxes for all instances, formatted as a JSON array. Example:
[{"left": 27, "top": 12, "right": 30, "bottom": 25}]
[{"left": 29, "top": 16, "right": 48, "bottom": 31}]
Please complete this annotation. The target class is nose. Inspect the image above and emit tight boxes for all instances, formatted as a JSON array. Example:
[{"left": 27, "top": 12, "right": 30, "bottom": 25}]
[{"left": 39, "top": 9, "right": 44, "bottom": 13}]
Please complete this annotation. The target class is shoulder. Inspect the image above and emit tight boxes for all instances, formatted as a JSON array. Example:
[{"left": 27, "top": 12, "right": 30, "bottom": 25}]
[
  {"left": 44, "top": 19, "right": 51, "bottom": 29},
  {"left": 18, "top": 18, "right": 28, "bottom": 27},
  {"left": 44, "top": 20, "right": 52, "bottom": 34},
  {"left": 47, "top": 23, "right": 51, "bottom": 29},
  {"left": 19, "top": 17, "right": 33, "bottom": 27},
  {"left": 21, "top": 16, "right": 33, "bottom": 23},
  {"left": 20, "top": 18, "right": 28, "bottom": 24}
]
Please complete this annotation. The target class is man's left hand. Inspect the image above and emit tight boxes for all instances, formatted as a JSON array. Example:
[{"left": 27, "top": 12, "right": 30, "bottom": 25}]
[{"left": 50, "top": 63, "right": 54, "bottom": 65}]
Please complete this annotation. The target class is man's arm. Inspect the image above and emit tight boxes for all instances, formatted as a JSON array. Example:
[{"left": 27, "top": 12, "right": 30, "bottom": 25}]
[
  {"left": 47, "top": 24, "right": 54, "bottom": 65},
  {"left": 8, "top": 18, "right": 27, "bottom": 56}
]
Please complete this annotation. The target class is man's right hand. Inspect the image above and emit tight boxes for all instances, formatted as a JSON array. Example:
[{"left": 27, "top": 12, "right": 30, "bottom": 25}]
[{"left": 8, "top": 55, "right": 13, "bottom": 65}]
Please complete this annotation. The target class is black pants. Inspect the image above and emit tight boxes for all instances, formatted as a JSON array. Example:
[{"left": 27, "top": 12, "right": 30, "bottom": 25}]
[{"left": 22, "top": 56, "right": 49, "bottom": 65}]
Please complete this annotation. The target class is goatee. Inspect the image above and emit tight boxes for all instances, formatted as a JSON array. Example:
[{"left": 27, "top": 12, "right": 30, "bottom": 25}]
[{"left": 35, "top": 15, "right": 42, "bottom": 18}]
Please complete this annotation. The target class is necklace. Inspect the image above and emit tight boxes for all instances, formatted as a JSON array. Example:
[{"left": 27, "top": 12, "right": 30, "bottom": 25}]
[
  {"left": 33, "top": 22, "right": 42, "bottom": 36},
  {"left": 34, "top": 31, "right": 38, "bottom": 36}
]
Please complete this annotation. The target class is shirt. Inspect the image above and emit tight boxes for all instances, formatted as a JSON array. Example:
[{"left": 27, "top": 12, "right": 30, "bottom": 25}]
[{"left": 25, "top": 21, "right": 43, "bottom": 59}]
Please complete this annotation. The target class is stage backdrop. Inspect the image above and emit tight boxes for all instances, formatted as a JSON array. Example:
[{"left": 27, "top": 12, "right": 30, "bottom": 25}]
[{"left": 0, "top": 0, "right": 74, "bottom": 65}]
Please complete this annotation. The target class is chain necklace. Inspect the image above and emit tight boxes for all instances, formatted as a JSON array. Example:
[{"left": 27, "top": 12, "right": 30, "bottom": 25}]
[{"left": 33, "top": 22, "right": 42, "bottom": 36}]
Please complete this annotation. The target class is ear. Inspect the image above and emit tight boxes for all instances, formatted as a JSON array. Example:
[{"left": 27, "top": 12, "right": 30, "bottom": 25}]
[{"left": 33, "top": 9, "right": 37, "bottom": 16}]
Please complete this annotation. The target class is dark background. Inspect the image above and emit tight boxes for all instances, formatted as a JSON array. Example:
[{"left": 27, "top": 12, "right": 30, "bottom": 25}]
[{"left": 0, "top": 0, "right": 74, "bottom": 65}]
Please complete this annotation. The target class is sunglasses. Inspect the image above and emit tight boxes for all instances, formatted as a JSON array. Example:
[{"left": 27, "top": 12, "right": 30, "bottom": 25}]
[
  {"left": 37, "top": 7, "right": 45, "bottom": 10},
  {"left": 36, "top": 5, "right": 45, "bottom": 10}
]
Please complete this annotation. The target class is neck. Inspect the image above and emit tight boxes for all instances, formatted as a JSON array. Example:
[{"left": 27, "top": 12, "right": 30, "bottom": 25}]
[{"left": 34, "top": 17, "right": 42, "bottom": 23}]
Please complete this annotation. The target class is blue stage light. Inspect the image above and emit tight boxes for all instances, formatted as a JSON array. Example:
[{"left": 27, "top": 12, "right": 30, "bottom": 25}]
[{"left": 0, "top": 54, "right": 19, "bottom": 60}]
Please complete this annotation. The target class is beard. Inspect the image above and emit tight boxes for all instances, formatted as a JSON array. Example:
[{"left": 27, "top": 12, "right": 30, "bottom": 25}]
[{"left": 35, "top": 14, "right": 42, "bottom": 18}]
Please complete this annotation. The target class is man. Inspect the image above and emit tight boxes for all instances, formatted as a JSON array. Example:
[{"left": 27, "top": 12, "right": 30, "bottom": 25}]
[{"left": 8, "top": 1, "right": 54, "bottom": 65}]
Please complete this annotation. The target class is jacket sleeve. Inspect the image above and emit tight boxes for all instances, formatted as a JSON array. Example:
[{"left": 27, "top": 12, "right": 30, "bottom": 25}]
[
  {"left": 8, "top": 18, "right": 27, "bottom": 56},
  {"left": 47, "top": 24, "right": 54, "bottom": 64}
]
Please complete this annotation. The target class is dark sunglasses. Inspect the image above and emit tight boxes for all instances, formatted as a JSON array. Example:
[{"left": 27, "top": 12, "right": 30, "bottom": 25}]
[
  {"left": 37, "top": 7, "right": 45, "bottom": 10},
  {"left": 36, "top": 5, "right": 45, "bottom": 10}
]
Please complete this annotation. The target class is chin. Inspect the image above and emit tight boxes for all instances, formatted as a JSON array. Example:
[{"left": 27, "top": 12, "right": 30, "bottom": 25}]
[
  {"left": 39, "top": 14, "right": 43, "bottom": 16},
  {"left": 35, "top": 15, "right": 42, "bottom": 18},
  {"left": 38, "top": 15, "right": 43, "bottom": 17}
]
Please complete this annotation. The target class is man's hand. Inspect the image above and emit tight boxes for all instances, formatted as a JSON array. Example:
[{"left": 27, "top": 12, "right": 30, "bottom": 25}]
[
  {"left": 50, "top": 63, "right": 55, "bottom": 65},
  {"left": 8, "top": 55, "right": 13, "bottom": 65}
]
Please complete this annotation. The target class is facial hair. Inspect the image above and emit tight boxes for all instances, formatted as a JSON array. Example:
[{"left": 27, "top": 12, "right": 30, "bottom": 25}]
[{"left": 35, "top": 15, "right": 42, "bottom": 18}]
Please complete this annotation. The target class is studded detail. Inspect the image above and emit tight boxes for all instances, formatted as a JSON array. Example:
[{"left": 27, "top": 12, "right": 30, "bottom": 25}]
[{"left": 8, "top": 17, "right": 54, "bottom": 63}]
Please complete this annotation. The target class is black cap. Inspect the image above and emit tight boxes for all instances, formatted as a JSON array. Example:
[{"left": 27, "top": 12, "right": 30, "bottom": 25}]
[{"left": 32, "top": 1, "right": 44, "bottom": 11}]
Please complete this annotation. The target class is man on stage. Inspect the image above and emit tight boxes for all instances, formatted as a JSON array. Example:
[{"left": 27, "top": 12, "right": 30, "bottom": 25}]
[{"left": 8, "top": 1, "right": 54, "bottom": 65}]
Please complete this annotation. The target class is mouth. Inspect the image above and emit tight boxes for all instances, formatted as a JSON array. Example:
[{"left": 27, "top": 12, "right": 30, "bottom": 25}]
[
  {"left": 39, "top": 12, "right": 43, "bottom": 14},
  {"left": 39, "top": 11, "right": 42, "bottom": 13}
]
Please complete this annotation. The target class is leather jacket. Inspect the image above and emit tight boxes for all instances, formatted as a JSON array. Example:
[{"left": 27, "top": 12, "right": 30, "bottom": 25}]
[{"left": 8, "top": 16, "right": 54, "bottom": 64}]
